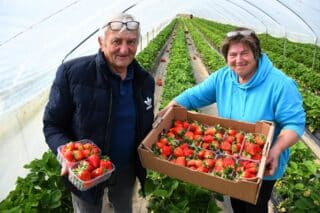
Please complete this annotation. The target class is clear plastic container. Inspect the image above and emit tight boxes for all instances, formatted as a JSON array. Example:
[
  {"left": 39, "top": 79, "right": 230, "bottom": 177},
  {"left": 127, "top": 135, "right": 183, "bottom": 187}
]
[{"left": 68, "top": 162, "right": 115, "bottom": 191}]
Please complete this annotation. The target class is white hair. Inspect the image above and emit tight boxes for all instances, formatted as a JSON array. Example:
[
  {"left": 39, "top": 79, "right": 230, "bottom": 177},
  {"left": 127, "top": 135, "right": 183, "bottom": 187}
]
[{"left": 98, "top": 13, "right": 140, "bottom": 42}]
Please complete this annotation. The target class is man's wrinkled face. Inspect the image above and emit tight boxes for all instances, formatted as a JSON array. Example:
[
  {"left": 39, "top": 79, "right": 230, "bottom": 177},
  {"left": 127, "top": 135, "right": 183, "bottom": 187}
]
[{"left": 99, "top": 29, "right": 138, "bottom": 72}]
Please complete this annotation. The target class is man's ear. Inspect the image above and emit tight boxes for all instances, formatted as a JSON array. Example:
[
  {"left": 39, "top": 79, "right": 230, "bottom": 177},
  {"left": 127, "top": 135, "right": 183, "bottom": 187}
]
[{"left": 98, "top": 37, "right": 103, "bottom": 49}]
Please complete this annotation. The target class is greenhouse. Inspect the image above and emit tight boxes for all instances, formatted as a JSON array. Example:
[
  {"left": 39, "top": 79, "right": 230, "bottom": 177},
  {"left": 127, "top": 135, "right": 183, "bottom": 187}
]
[{"left": 0, "top": 0, "right": 319, "bottom": 212}]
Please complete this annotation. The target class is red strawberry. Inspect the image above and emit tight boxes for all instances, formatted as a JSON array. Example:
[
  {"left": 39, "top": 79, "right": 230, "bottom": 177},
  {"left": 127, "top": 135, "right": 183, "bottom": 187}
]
[
  {"left": 204, "top": 127, "right": 216, "bottom": 135},
  {"left": 100, "top": 157, "right": 113, "bottom": 170},
  {"left": 227, "top": 128, "right": 237, "bottom": 136},
  {"left": 203, "top": 158, "right": 215, "bottom": 168},
  {"left": 73, "top": 150, "right": 85, "bottom": 161},
  {"left": 87, "top": 154, "right": 100, "bottom": 168},
  {"left": 91, "top": 167, "right": 105, "bottom": 178},
  {"left": 202, "top": 135, "right": 213, "bottom": 143},
  {"left": 77, "top": 169, "right": 91, "bottom": 181},
  {"left": 62, "top": 150, "right": 74, "bottom": 162},
  {"left": 174, "top": 147, "right": 184, "bottom": 157},
  {"left": 175, "top": 156, "right": 187, "bottom": 167},
  {"left": 161, "top": 145, "right": 172, "bottom": 158},
  {"left": 245, "top": 143, "right": 261, "bottom": 156},
  {"left": 184, "top": 131, "right": 194, "bottom": 141},
  {"left": 223, "top": 157, "right": 235, "bottom": 168},
  {"left": 221, "top": 141, "right": 231, "bottom": 151},
  {"left": 235, "top": 132, "right": 244, "bottom": 144},
  {"left": 156, "top": 78, "right": 163, "bottom": 86}
]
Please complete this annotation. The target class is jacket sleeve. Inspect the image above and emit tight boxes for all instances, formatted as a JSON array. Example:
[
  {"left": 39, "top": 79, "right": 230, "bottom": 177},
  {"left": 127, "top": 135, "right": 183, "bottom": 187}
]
[
  {"left": 274, "top": 78, "right": 306, "bottom": 137},
  {"left": 43, "top": 64, "right": 74, "bottom": 154}
]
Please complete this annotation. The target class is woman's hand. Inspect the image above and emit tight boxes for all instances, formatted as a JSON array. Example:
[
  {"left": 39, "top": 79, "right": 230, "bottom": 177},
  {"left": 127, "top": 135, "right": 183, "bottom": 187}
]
[{"left": 157, "top": 100, "right": 180, "bottom": 118}]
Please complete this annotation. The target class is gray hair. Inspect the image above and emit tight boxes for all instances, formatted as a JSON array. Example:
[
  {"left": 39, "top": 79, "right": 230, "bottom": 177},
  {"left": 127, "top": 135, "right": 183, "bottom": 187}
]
[{"left": 98, "top": 13, "right": 141, "bottom": 42}]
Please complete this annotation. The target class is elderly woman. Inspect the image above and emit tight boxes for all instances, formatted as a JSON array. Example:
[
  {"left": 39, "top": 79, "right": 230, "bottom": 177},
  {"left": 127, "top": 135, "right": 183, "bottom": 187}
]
[{"left": 160, "top": 28, "right": 305, "bottom": 212}]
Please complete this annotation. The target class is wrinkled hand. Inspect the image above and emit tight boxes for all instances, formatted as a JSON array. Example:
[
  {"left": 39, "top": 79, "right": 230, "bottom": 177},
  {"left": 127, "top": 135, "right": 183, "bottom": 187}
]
[
  {"left": 264, "top": 147, "right": 281, "bottom": 176},
  {"left": 60, "top": 161, "right": 69, "bottom": 176}
]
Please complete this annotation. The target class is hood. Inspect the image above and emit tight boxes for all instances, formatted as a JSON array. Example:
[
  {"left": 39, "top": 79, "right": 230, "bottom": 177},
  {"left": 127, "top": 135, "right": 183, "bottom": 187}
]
[{"left": 229, "top": 53, "right": 273, "bottom": 89}]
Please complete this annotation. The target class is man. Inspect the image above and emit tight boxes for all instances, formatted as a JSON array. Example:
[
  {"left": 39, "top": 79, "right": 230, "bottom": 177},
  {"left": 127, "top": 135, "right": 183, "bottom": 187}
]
[{"left": 43, "top": 13, "right": 155, "bottom": 213}]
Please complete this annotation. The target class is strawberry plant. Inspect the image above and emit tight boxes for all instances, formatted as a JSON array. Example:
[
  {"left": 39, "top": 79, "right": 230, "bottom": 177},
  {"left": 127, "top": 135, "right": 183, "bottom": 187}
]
[
  {"left": 0, "top": 151, "right": 72, "bottom": 212},
  {"left": 274, "top": 142, "right": 320, "bottom": 212}
]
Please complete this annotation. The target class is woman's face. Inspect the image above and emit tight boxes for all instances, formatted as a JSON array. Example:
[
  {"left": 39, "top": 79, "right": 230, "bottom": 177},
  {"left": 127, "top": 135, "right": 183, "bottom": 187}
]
[{"left": 227, "top": 42, "right": 257, "bottom": 83}]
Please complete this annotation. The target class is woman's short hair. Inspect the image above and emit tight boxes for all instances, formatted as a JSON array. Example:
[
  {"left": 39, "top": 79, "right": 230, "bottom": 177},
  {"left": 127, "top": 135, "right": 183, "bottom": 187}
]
[
  {"left": 98, "top": 13, "right": 140, "bottom": 42},
  {"left": 220, "top": 27, "right": 261, "bottom": 62}
]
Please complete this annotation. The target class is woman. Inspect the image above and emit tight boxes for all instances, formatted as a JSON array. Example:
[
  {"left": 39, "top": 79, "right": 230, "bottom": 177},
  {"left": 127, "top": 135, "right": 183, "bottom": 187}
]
[{"left": 159, "top": 28, "right": 305, "bottom": 212}]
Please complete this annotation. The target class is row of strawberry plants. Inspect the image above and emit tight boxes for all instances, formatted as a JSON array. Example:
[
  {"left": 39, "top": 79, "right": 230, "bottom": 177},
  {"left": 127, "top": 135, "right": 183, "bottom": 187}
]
[
  {"left": 187, "top": 17, "right": 320, "bottom": 133},
  {"left": 136, "top": 19, "right": 176, "bottom": 71},
  {"left": 0, "top": 20, "right": 179, "bottom": 212},
  {"left": 184, "top": 17, "right": 320, "bottom": 212},
  {"left": 259, "top": 34, "right": 320, "bottom": 73},
  {"left": 145, "top": 19, "right": 222, "bottom": 213},
  {"left": 193, "top": 17, "right": 320, "bottom": 74},
  {"left": 183, "top": 18, "right": 225, "bottom": 72},
  {"left": 273, "top": 142, "right": 320, "bottom": 212}
]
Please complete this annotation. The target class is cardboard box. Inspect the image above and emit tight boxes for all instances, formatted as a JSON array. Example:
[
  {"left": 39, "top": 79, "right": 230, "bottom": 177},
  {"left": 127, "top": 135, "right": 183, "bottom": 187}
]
[{"left": 138, "top": 106, "right": 274, "bottom": 204}]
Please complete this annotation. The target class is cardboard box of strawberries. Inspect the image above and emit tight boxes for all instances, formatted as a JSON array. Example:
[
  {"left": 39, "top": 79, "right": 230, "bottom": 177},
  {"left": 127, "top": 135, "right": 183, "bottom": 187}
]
[{"left": 138, "top": 106, "right": 274, "bottom": 204}]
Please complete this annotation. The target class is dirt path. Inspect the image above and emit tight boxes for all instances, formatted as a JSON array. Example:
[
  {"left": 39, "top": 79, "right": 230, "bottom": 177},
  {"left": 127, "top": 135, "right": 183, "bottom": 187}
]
[{"left": 183, "top": 26, "right": 218, "bottom": 116}]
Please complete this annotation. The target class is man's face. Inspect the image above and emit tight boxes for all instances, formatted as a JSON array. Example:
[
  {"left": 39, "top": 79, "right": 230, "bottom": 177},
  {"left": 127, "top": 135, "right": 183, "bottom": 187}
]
[
  {"left": 227, "top": 42, "right": 257, "bottom": 83},
  {"left": 99, "top": 29, "right": 138, "bottom": 72}
]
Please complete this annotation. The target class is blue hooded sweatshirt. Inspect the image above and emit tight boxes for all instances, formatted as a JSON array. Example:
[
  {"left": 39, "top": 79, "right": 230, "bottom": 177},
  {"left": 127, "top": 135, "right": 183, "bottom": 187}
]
[{"left": 175, "top": 53, "right": 305, "bottom": 180}]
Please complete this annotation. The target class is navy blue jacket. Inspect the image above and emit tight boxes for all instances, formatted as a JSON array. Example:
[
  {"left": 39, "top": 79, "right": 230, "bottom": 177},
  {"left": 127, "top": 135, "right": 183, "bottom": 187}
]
[{"left": 43, "top": 50, "right": 155, "bottom": 203}]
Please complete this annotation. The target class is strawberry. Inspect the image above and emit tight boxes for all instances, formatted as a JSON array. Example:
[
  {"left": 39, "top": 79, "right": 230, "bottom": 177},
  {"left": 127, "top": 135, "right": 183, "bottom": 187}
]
[
  {"left": 73, "top": 150, "right": 85, "bottom": 161},
  {"left": 175, "top": 156, "right": 187, "bottom": 167},
  {"left": 173, "top": 126, "right": 185, "bottom": 136},
  {"left": 174, "top": 147, "right": 184, "bottom": 157},
  {"left": 90, "top": 147, "right": 100, "bottom": 155},
  {"left": 87, "top": 154, "right": 100, "bottom": 168},
  {"left": 197, "top": 166, "right": 209, "bottom": 173},
  {"left": 156, "top": 78, "right": 163, "bottom": 86},
  {"left": 65, "top": 141, "right": 75, "bottom": 151},
  {"left": 227, "top": 128, "right": 237, "bottom": 136},
  {"left": 91, "top": 167, "right": 105, "bottom": 179},
  {"left": 203, "top": 150, "right": 214, "bottom": 159},
  {"left": 223, "top": 157, "right": 235, "bottom": 168},
  {"left": 202, "top": 135, "right": 213, "bottom": 143},
  {"left": 174, "top": 120, "right": 183, "bottom": 127},
  {"left": 62, "top": 150, "right": 74, "bottom": 162},
  {"left": 100, "top": 157, "right": 113, "bottom": 170},
  {"left": 210, "top": 140, "right": 220, "bottom": 151},
  {"left": 74, "top": 142, "right": 84, "bottom": 151},
  {"left": 83, "top": 143, "right": 93, "bottom": 150},
  {"left": 204, "top": 127, "right": 216, "bottom": 135},
  {"left": 184, "top": 131, "right": 194, "bottom": 141},
  {"left": 255, "top": 134, "right": 266, "bottom": 147},
  {"left": 160, "top": 58, "right": 166, "bottom": 62},
  {"left": 203, "top": 158, "right": 215, "bottom": 168},
  {"left": 221, "top": 141, "right": 231, "bottom": 152},
  {"left": 77, "top": 169, "right": 91, "bottom": 181},
  {"left": 245, "top": 143, "right": 261, "bottom": 156},
  {"left": 182, "top": 121, "right": 190, "bottom": 129},
  {"left": 161, "top": 145, "right": 172, "bottom": 158},
  {"left": 235, "top": 132, "right": 245, "bottom": 144}
]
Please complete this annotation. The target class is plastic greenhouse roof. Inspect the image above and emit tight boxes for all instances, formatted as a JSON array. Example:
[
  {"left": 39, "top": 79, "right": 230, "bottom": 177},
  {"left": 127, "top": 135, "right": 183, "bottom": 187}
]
[{"left": 0, "top": 0, "right": 319, "bottom": 117}]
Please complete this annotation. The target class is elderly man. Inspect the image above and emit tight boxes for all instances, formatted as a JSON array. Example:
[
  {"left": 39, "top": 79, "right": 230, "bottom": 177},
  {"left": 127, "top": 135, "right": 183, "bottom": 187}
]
[{"left": 43, "top": 13, "right": 155, "bottom": 213}]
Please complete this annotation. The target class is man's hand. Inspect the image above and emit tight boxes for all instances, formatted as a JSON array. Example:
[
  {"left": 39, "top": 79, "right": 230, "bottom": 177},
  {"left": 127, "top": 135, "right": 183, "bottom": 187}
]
[{"left": 61, "top": 161, "right": 69, "bottom": 176}]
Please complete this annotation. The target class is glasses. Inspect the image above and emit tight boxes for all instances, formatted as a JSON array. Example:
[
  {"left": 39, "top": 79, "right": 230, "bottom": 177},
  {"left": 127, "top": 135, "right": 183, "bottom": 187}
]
[
  {"left": 226, "top": 30, "right": 253, "bottom": 38},
  {"left": 103, "top": 21, "right": 140, "bottom": 31}
]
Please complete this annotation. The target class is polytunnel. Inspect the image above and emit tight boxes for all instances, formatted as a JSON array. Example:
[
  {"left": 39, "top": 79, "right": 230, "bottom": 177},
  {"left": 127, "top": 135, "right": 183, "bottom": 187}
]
[{"left": 1, "top": 0, "right": 320, "bottom": 211}]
